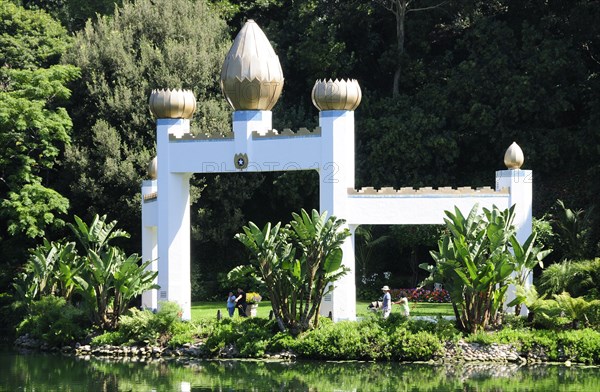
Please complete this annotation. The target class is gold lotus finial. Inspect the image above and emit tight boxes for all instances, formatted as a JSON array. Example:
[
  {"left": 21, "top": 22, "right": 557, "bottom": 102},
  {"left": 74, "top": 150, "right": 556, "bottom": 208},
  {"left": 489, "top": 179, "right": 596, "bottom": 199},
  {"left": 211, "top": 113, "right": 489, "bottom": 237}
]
[
  {"left": 220, "top": 20, "right": 284, "bottom": 111},
  {"left": 148, "top": 156, "right": 157, "bottom": 179},
  {"left": 149, "top": 89, "right": 196, "bottom": 119},
  {"left": 504, "top": 142, "right": 524, "bottom": 169},
  {"left": 312, "top": 79, "right": 362, "bottom": 111}
]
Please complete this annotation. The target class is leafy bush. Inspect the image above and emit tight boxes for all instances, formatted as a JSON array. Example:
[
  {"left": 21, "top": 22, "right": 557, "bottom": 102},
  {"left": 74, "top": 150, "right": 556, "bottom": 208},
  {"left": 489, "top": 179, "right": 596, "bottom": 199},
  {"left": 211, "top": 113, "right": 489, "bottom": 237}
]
[
  {"left": 17, "top": 295, "right": 87, "bottom": 346},
  {"left": 234, "top": 318, "right": 276, "bottom": 357},
  {"left": 465, "top": 330, "right": 497, "bottom": 345},
  {"left": 204, "top": 318, "right": 238, "bottom": 355},
  {"left": 151, "top": 302, "right": 183, "bottom": 336},
  {"left": 202, "top": 317, "right": 276, "bottom": 357},
  {"left": 294, "top": 320, "right": 366, "bottom": 360},
  {"left": 293, "top": 316, "right": 432, "bottom": 361},
  {"left": 168, "top": 321, "right": 200, "bottom": 348},
  {"left": 266, "top": 332, "right": 297, "bottom": 352},
  {"left": 397, "top": 331, "right": 442, "bottom": 361},
  {"left": 586, "top": 301, "right": 600, "bottom": 326},
  {"left": 502, "top": 313, "right": 528, "bottom": 330},
  {"left": 114, "top": 308, "right": 157, "bottom": 345},
  {"left": 90, "top": 331, "right": 125, "bottom": 346},
  {"left": 0, "top": 293, "right": 27, "bottom": 342},
  {"left": 527, "top": 292, "right": 600, "bottom": 330},
  {"left": 558, "top": 329, "right": 600, "bottom": 364},
  {"left": 115, "top": 301, "right": 197, "bottom": 347}
]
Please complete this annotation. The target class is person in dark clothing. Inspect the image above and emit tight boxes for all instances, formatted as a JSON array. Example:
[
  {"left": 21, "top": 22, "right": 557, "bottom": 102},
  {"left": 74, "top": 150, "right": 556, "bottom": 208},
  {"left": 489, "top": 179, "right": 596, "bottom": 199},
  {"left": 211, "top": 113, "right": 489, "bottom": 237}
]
[{"left": 235, "top": 287, "right": 247, "bottom": 317}]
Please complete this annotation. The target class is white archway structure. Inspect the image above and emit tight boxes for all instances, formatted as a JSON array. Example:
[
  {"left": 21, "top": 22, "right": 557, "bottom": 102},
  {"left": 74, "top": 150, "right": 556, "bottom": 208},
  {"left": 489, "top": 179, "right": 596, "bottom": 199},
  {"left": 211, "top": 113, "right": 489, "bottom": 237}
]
[{"left": 141, "top": 20, "right": 532, "bottom": 321}]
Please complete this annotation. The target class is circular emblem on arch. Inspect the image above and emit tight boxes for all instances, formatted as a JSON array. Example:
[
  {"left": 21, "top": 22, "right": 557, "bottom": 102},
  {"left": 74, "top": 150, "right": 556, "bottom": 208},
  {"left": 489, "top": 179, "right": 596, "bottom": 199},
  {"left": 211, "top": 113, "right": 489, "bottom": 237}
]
[{"left": 234, "top": 153, "right": 248, "bottom": 170}]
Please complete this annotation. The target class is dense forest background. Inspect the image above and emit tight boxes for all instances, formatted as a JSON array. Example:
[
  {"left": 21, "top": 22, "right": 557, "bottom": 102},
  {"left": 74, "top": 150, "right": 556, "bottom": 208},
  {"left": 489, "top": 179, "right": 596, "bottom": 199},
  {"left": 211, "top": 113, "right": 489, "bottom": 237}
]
[{"left": 1, "top": 0, "right": 599, "bottom": 300}]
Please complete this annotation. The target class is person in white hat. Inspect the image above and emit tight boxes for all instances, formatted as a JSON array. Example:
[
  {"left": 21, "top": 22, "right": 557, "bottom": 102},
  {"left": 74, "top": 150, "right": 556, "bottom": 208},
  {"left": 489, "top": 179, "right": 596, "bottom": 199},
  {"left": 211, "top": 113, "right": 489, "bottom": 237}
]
[{"left": 381, "top": 285, "right": 392, "bottom": 319}]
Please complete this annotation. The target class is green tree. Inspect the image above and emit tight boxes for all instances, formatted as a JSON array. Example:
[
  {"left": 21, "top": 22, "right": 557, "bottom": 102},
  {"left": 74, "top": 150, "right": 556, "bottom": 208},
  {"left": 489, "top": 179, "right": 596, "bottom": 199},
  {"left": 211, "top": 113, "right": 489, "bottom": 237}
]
[
  {"left": 389, "top": 225, "right": 440, "bottom": 287},
  {"left": 60, "top": 0, "right": 231, "bottom": 254},
  {"left": 20, "top": 0, "right": 122, "bottom": 32},
  {"left": 0, "top": 1, "right": 79, "bottom": 250},
  {"left": 375, "top": 0, "right": 447, "bottom": 97}
]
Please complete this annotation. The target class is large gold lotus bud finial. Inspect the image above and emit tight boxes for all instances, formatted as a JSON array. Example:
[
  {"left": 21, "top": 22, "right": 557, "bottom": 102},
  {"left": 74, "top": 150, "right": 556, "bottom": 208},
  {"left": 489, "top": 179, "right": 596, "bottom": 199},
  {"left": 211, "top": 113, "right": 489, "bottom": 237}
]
[
  {"left": 312, "top": 79, "right": 362, "bottom": 111},
  {"left": 148, "top": 156, "right": 157, "bottom": 180},
  {"left": 220, "top": 19, "right": 284, "bottom": 111},
  {"left": 504, "top": 142, "right": 524, "bottom": 169},
  {"left": 149, "top": 89, "right": 196, "bottom": 119}
]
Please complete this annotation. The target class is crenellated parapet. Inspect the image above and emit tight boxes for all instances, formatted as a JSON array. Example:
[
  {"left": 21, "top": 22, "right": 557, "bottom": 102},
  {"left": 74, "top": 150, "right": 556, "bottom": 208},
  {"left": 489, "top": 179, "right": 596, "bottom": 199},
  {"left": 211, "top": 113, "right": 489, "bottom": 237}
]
[
  {"left": 252, "top": 127, "right": 321, "bottom": 139},
  {"left": 169, "top": 132, "right": 234, "bottom": 141},
  {"left": 349, "top": 186, "right": 509, "bottom": 196},
  {"left": 143, "top": 192, "right": 158, "bottom": 202}
]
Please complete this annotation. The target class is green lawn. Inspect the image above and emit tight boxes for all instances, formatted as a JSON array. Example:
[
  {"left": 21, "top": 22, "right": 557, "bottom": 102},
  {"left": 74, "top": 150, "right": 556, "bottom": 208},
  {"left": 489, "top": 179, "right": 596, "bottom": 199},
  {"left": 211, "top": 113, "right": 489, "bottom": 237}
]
[
  {"left": 191, "top": 301, "right": 453, "bottom": 322},
  {"left": 356, "top": 301, "right": 453, "bottom": 318},
  {"left": 191, "top": 301, "right": 274, "bottom": 321}
]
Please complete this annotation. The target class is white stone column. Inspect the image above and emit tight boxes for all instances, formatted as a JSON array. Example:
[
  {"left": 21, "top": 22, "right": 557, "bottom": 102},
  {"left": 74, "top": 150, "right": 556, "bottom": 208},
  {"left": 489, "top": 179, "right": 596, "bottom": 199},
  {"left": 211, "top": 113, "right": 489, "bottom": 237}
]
[
  {"left": 319, "top": 110, "right": 356, "bottom": 321},
  {"left": 141, "top": 179, "right": 158, "bottom": 311},
  {"left": 496, "top": 169, "right": 533, "bottom": 315},
  {"left": 156, "top": 119, "right": 192, "bottom": 320}
]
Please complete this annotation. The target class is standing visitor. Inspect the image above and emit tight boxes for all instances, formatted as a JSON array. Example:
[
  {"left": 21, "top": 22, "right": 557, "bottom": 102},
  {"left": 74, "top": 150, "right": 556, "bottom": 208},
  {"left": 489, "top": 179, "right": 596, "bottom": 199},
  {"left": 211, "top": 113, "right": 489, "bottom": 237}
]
[
  {"left": 226, "top": 291, "right": 237, "bottom": 317},
  {"left": 381, "top": 286, "right": 392, "bottom": 319},
  {"left": 235, "top": 287, "right": 247, "bottom": 317},
  {"left": 394, "top": 296, "right": 410, "bottom": 317}
]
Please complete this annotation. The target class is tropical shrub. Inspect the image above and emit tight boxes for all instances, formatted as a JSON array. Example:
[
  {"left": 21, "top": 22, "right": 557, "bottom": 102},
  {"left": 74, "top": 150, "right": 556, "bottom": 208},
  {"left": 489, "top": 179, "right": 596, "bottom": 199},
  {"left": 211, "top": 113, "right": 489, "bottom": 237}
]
[
  {"left": 13, "top": 240, "right": 81, "bottom": 303},
  {"left": 558, "top": 329, "right": 600, "bottom": 364},
  {"left": 404, "top": 317, "right": 462, "bottom": 342},
  {"left": 517, "top": 284, "right": 600, "bottom": 330},
  {"left": 234, "top": 318, "right": 276, "bottom": 357},
  {"left": 539, "top": 258, "right": 600, "bottom": 299},
  {"left": 92, "top": 301, "right": 199, "bottom": 347},
  {"left": 14, "top": 214, "right": 158, "bottom": 331},
  {"left": 203, "top": 317, "right": 276, "bottom": 358},
  {"left": 69, "top": 214, "right": 158, "bottom": 329},
  {"left": 551, "top": 200, "right": 595, "bottom": 261},
  {"left": 422, "top": 205, "right": 549, "bottom": 332},
  {"left": 390, "top": 330, "right": 442, "bottom": 361},
  {"left": 294, "top": 319, "right": 378, "bottom": 360},
  {"left": 465, "top": 327, "right": 600, "bottom": 364},
  {"left": 168, "top": 321, "right": 200, "bottom": 349},
  {"left": 17, "top": 295, "right": 87, "bottom": 346},
  {"left": 116, "top": 308, "right": 159, "bottom": 345},
  {"left": 538, "top": 260, "right": 579, "bottom": 296},
  {"left": 0, "top": 293, "right": 27, "bottom": 342},
  {"left": 90, "top": 331, "right": 125, "bottom": 346},
  {"left": 235, "top": 209, "right": 351, "bottom": 334},
  {"left": 266, "top": 331, "right": 298, "bottom": 353}
]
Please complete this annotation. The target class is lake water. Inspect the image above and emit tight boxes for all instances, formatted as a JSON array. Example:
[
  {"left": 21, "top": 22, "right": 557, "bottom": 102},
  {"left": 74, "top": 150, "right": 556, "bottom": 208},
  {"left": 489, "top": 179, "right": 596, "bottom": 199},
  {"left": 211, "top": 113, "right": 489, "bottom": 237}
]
[{"left": 1, "top": 349, "right": 599, "bottom": 391}]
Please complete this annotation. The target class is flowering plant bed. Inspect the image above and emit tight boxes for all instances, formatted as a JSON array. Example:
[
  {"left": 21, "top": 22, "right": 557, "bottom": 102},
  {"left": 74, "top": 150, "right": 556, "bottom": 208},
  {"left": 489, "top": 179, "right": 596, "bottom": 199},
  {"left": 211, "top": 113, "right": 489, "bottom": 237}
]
[
  {"left": 246, "top": 292, "right": 262, "bottom": 304},
  {"left": 391, "top": 288, "right": 451, "bottom": 303}
]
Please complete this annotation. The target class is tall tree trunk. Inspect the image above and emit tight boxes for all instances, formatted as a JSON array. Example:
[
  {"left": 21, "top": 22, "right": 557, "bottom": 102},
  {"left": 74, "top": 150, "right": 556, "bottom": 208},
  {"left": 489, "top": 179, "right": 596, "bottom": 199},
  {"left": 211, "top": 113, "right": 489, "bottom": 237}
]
[{"left": 393, "top": 4, "right": 406, "bottom": 98}]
